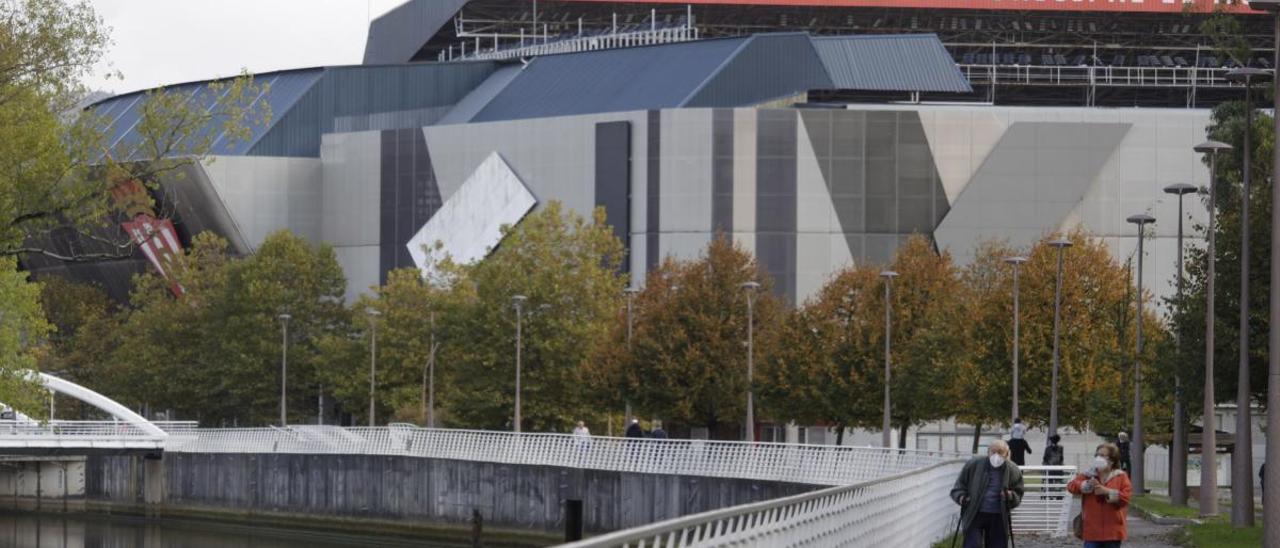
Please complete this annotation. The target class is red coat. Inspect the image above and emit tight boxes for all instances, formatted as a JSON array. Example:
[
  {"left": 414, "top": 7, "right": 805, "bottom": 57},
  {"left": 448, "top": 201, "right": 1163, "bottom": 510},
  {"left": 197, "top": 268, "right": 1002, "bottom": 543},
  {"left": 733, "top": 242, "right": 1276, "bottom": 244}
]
[{"left": 1067, "top": 469, "right": 1132, "bottom": 541}]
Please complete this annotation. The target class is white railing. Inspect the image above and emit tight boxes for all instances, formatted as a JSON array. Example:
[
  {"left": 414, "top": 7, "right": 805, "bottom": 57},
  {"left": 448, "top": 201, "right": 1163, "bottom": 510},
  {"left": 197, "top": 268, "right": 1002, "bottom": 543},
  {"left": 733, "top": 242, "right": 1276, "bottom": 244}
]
[
  {"left": 166, "top": 426, "right": 961, "bottom": 487},
  {"left": 560, "top": 459, "right": 967, "bottom": 548},
  {"left": 1013, "top": 465, "right": 1076, "bottom": 535},
  {"left": 451, "top": 26, "right": 699, "bottom": 62},
  {"left": 960, "top": 64, "right": 1233, "bottom": 88},
  {"left": 0, "top": 420, "right": 166, "bottom": 440}
]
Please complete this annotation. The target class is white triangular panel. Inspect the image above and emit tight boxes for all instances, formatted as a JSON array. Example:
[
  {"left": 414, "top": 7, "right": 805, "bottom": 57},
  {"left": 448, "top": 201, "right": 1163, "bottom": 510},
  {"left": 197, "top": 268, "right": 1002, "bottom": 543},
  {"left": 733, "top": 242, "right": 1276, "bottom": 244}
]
[{"left": 919, "top": 109, "right": 1009, "bottom": 204}]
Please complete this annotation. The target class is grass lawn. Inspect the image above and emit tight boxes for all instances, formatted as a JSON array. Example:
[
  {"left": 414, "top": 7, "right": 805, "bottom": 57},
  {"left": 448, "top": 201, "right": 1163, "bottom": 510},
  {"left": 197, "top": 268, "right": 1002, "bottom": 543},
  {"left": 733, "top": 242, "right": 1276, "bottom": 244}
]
[{"left": 1131, "top": 495, "right": 1263, "bottom": 548}]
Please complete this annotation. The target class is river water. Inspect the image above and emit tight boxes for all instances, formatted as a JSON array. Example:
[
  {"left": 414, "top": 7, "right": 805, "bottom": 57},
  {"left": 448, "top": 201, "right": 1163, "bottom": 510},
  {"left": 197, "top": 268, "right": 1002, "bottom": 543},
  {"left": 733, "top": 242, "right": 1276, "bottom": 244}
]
[{"left": 0, "top": 512, "right": 472, "bottom": 547}]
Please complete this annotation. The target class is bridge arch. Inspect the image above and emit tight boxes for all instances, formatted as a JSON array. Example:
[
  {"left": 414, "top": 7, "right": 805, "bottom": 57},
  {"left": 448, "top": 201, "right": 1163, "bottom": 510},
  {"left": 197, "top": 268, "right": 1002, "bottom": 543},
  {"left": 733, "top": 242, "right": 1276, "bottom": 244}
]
[{"left": 30, "top": 371, "right": 167, "bottom": 437}]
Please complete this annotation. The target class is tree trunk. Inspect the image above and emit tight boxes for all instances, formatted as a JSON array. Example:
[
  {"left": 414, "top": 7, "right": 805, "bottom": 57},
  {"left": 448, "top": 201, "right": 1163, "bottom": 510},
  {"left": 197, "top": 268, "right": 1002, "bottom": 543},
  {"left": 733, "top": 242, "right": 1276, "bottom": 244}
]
[{"left": 972, "top": 422, "right": 983, "bottom": 455}]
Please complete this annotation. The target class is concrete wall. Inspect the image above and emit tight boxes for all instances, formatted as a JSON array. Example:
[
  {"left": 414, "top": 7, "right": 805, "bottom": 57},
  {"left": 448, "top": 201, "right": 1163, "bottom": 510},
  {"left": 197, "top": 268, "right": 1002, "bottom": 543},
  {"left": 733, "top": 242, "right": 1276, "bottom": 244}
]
[
  {"left": 84, "top": 453, "right": 820, "bottom": 535},
  {"left": 0, "top": 458, "right": 86, "bottom": 512}
]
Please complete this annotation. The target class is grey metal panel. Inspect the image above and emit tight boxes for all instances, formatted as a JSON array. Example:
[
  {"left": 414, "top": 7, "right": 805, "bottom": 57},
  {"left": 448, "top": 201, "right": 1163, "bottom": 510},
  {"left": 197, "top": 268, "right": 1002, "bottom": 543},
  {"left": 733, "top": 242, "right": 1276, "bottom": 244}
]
[
  {"left": 249, "top": 62, "right": 496, "bottom": 157},
  {"left": 934, "top": 122, "right": 1131, "bottom": 263},
  {"left": 362, "top": 0, "right": 471, "bottom": 64},
  {"left": 812, "top": 34, "right": 972, "bottom": 93},
  {"left": 595, "top": 121, "right": 632, "bottom": 262},
  {"left": 438, "top": 64, "right": 525, "bottom": 125},
  {"left": 471, "top": 38, "right": 750, "bottom": 123},
  {"left": 684, "top": 33, "right": 833, "bottom": 108}
]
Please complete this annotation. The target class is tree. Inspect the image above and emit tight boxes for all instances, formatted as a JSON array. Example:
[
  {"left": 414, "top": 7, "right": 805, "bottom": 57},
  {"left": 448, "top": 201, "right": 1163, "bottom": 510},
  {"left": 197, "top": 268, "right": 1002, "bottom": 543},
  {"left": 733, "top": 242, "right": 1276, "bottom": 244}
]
[
  {"left": 98, "top": 230, "right": 346, "bottom": 425},
  {"left": 953, "top": 240, "right": 1023, "bottom": 452},
  {"left": 440, "top": 202, "right": 626, "bottom": 431},
  {"left": 0, "top": 256, "right": 50, "bottom": 414},
  {"left": 758, "top": 264, "right": 884, "bottom": 445},
  {"left": 592, "top": 236, "right": 783, "bottom": 438}
]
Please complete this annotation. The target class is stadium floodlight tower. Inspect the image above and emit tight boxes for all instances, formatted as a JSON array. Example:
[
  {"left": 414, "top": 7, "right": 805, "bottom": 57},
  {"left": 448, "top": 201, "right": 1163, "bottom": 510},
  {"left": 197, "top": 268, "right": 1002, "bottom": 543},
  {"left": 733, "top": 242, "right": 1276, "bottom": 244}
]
[{"left": 1249, "top": 0, "right": 1280, "bottom": 540}]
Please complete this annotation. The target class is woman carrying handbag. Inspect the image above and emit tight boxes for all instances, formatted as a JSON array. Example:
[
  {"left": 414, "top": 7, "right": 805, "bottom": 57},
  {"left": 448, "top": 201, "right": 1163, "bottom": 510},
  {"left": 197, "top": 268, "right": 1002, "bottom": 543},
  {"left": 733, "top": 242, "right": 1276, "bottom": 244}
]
[{"left": 1066, "top": 443, "right": 1132, "bottom": 547}]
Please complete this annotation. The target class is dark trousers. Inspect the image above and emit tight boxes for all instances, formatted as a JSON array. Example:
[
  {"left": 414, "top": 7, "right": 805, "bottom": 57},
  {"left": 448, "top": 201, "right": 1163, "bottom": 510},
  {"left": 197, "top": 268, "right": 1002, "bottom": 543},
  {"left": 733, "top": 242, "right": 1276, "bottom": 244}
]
[{"left": 963, "top": 512, "right": 1008, "bottom": 548}]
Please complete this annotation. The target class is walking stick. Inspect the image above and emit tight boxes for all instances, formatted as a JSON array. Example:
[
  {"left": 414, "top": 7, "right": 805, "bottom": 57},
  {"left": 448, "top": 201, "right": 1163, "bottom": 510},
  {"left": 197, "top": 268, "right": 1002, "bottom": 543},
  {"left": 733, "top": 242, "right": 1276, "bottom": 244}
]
[{"left": 950, "top": 511, "right": 962, "bottom": 548}]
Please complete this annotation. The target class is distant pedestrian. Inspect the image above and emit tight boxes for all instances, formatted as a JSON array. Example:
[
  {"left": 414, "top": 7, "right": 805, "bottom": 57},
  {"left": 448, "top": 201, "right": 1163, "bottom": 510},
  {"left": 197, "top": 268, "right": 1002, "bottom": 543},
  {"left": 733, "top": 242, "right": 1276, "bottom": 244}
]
[
  {"left": 625, "top": 419, "right": 645, "bottom": 438},
  {"left": 950, "top": 440, "right": 1024, "bottom": 548},
  {"left": 1116, "top": 432, "right": 1131, "bottom": 473},
  {"left": 1008, "top": 418, "right": 1033, "bottom": 466},
  {"left": 1043, "top": 434, "right": 1064, "bottom": 466},
  {"left": 1067, "top": 443, "right": 1132, "bottom": 546},
  {"left": 650, "top": 422, "right": 668, "bottom": 439},
  {"left": 573, "top": 421, "right": 590, "bottom": 438}
]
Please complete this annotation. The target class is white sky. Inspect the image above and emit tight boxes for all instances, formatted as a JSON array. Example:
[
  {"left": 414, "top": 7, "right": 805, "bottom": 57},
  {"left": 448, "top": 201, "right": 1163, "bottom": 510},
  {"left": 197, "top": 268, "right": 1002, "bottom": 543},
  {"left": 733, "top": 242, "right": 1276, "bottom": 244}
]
[{"left": 86, "top": 0, "right": 406, "bottom": 95}]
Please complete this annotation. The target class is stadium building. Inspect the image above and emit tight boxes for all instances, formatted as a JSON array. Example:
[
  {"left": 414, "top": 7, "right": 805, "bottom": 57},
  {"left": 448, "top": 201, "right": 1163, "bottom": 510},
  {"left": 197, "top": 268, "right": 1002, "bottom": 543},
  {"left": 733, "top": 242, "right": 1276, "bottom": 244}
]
[{"left": 40, "top": 0, "right": 1267, "bottom": 304}]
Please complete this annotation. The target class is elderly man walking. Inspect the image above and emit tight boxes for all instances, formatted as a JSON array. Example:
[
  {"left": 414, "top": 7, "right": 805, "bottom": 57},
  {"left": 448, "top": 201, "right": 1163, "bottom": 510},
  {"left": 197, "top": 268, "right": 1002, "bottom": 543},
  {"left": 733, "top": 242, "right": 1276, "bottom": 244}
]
[{"left": 950, "top": 440, "right": 1025, "bottom": 548}]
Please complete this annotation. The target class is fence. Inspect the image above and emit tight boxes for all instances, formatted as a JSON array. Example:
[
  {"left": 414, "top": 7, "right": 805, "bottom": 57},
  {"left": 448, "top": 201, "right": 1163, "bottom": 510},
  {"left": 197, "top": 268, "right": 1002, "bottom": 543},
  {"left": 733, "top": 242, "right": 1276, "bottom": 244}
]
[
  {"left": 0, "top": 420, "right": 169, "bottom": 439},
  {"left": 1013, "top": 465, "right": 1076, "bottom": 535},
  {"left": 559, "top": 459, "right": 967, "bottom": 548},
  {"left": 166, "top": 426, "right": 962, "bottom": 487},
  {"left": 451, "top": 26, "right": 699, "bottom": 62}
]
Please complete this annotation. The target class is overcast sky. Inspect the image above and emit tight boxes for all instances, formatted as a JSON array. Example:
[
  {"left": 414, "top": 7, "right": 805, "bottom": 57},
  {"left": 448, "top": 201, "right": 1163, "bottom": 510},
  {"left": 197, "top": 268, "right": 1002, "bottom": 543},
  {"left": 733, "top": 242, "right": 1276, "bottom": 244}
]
[{"left": 86, "top": 0, "right": 405, "bottom": 95}]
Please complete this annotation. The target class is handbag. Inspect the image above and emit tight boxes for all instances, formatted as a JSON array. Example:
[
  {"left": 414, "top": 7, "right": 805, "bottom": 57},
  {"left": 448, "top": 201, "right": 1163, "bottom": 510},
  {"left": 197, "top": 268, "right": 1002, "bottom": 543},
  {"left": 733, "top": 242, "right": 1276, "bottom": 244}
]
[{"left": 1072, "top": 512, "right": 1084, "bottom": 539}]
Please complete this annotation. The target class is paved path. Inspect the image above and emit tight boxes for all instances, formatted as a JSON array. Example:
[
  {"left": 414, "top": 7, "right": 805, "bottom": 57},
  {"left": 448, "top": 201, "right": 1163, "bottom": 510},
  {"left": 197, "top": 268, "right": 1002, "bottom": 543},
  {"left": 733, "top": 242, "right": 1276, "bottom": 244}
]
[{"left": 1015, "top": 510, "right": 1182, "bottom": 548}]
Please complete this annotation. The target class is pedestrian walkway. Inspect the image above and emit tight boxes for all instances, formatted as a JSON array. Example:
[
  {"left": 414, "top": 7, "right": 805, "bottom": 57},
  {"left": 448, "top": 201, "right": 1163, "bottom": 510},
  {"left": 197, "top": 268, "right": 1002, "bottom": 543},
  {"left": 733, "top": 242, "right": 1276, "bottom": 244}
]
[{"left": 1017, "top": 499, "right": 1181, "bottom": 548}]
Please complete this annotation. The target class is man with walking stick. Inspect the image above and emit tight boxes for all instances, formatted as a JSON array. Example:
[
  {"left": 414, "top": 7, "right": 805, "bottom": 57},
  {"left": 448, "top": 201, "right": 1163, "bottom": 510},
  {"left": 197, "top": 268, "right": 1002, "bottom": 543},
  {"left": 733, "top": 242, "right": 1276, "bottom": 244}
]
[{"left": 951, "top": 440, "right": 1025, "bottom": 548}]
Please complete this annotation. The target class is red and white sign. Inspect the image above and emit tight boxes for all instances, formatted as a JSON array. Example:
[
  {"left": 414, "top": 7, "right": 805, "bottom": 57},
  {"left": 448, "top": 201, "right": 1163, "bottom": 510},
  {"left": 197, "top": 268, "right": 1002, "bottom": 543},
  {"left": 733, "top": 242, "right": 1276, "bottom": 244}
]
[
  {"left": 123, "top": 215, "right": 186, "bottom": 297},
  {"left": 565, "top": 0, "right": 1260, "bottom": 14}
]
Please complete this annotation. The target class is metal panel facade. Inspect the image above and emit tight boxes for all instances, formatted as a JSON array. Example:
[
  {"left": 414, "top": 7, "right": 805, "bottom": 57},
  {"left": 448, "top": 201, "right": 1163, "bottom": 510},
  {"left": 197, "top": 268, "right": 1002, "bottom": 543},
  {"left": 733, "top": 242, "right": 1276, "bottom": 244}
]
[
  {"left": 362, "top": 0, "right": 471, "bottom": 64},
  {"left": 813, "top": 35, "right": 972, "bottom": 93}
]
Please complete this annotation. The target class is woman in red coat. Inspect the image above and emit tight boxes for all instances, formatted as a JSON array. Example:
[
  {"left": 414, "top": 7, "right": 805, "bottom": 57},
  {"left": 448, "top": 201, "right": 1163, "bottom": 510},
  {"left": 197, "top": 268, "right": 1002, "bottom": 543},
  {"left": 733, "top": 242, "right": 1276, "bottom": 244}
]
[{"left": 1067, "top": 443, "right": 1132, "bottom": 547}]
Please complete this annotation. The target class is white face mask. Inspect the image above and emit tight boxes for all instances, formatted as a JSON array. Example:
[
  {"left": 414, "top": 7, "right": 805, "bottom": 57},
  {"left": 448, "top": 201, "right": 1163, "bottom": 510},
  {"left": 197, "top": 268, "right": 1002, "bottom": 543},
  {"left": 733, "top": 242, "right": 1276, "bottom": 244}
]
[
  {"left": 989, "top": 454, "right": 1005, "bottom": 468},
  {"left": 1094, "top": 456, "right": 1110, "bottom": 471}
]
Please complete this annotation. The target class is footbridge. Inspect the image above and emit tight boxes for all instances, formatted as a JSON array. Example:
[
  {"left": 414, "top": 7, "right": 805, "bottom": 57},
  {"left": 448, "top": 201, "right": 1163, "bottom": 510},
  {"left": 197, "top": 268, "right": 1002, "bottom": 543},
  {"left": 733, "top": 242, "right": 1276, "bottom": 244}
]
[{"left": 0, "top": 372, "right": 175, "bottom": 456}]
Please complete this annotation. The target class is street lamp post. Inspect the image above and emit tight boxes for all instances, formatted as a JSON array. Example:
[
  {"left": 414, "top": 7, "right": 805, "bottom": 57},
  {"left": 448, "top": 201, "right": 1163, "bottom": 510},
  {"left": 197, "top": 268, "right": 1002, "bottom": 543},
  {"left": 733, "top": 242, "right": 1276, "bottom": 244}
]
[
  {"left": 424, "top": 311, "right": 437, "bottom": 428},
  {"left": 1004, "top": 256, "right": 1027, "bottom": 422},
  {"left": 880, "top": 270, "right": 898, "bottom": 448},
  {"left": 1127, "top": 213, "right": 1156, "bottom": 495},
  {"left": 512, "top": 295, "right": 527, "bottom": 433},
  {"left": 278, "top": 313, "right": 291, "bottom": 427},
  {"left": 367, "top": 308, "right": 380, "bottom": 427},
  {"left": 624, "top": 286, "right": 639, "bottom": 424},
  {"left": 1193, "top": 140, "right": 1231, "bottom": 517},
  {"left": 741, "top": 281, "right": 761, "bottom": 442},
  {"left": 1164, "top": 183, "right": 1197, "bottom": 506},
  {"left": 1224, "top": 66, "right": 1270, "bottom": 527},
  {"left": 1047, "top": 238, "right": 1073, "bottom": 437}
]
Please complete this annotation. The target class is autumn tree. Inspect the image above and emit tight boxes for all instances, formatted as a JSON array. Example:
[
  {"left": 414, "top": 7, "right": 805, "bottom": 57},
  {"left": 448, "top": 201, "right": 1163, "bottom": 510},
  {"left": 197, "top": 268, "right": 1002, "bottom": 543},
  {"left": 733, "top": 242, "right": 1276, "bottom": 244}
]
[
  {"left": 952, "top": 240, "right": 1022, "bottom": 452},
  {"left": 436, "top": 202, "right": 626, "bottom": 431},
  {"left": 591, "top": 236, "right": 783, "bottom": 438}
]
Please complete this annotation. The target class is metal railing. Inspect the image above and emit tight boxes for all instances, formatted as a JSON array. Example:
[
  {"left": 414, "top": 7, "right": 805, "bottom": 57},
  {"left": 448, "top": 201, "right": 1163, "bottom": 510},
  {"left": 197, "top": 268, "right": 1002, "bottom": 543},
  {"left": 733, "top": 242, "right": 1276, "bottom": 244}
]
[
  {"left": 0, "top": 420, "right": 167, "bottom": 440},
  {"left": 1013, "top": 465, "right": 1076, "bottom": 535},
  {"left": 560, "top": 459, "right": 967, "bottom": 548},
  {"left": 960, "top": 63, "right": 1234, "bottom": 88},
  {"left": 449, "top": 26, "right": 700, "bottom": 62},
  {"left": 166, "top": 426, "right": 961, "bottom": 487}
]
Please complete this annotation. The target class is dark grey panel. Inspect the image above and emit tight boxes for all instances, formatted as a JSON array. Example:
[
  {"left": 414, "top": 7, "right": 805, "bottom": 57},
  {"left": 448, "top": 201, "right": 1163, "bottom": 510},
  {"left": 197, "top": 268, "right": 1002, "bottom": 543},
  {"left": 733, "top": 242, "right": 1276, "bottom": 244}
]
[
  {"left": 812, "top": 34, "right": 972, "bottom": 93},
  {"left": 363, "top": 0, "right": 470, "bottom": 64},
  {"left": 251, "top": 63, "right": 496, "bottom": 158},
  {"left": 473, "top": 38, "right": 749, "bottom": 123},
  {"left": 646, "top": 111, "right": 661, "bottom": 270},
  {"left": 595, "top": 121, "right": 632, "bottom": 269},
  {"left": 755, "top": 110, "right": 797, "bottom": 304},
  {"left": 684, "top": 33, "right": 833, "bottom": 108},
  {"left": 712, "top": 109, "right": 734, "bottom": 235},
  {"left": 380, "top": 129, "right": 443, "bottom": 284}
]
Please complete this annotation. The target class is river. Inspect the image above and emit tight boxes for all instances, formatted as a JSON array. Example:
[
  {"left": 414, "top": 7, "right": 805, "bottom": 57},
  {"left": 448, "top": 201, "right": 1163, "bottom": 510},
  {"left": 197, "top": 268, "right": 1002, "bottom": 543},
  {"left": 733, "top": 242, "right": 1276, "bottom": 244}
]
[{"left": 0, "top": 512, "right": 474, "bottom": 547}]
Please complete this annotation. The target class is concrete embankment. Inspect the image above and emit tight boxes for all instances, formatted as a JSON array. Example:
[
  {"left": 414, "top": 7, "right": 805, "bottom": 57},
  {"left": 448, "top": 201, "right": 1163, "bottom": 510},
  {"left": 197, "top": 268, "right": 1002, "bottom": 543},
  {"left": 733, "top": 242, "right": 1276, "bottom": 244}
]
[{"left": 0, "top": 452, "right": 822, "bottom": 544}]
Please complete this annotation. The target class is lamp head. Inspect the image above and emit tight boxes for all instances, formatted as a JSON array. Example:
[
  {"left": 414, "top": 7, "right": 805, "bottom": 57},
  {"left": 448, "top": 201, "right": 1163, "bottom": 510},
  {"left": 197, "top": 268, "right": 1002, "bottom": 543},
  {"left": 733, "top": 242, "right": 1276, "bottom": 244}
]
[
  {"left": 1193, "top": 140, "right": 1232, "bottom": 154},
  {"left": 740, "top": 281, "right": 761, "bottom": 291},
  {"left": 1004, "top": 256, "right": 1028, "bottom": 266},
  {"left": 1163, "top": 183, "right": 1197, "bottom": 196},
  {"left": 511, "top": 294, "right": 528, "bottom": 307},
  {"left": 1126, "top": 213, "right": 1156, "bottom": 226},
  {"left": 278, "top": 313, "right": 292, "bottom": 321},
  {"left": 366, "top": 308, "right": 381, "bottom": 317},
  {"left": 880, "top": 270, "right": 899, "bottom": 279},
  {"left": 623, "top": 286, "right": 640, "bottom": 295},
  {"left": 1047, "top": 238, "right": 1073, "bottom": 249}
]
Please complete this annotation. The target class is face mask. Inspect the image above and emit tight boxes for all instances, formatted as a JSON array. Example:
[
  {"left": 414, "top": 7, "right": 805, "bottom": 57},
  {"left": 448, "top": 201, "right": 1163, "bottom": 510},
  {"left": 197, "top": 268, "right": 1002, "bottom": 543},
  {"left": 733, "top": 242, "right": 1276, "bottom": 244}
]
[
  {"left": 1094, "top": 456, "right": 1110, "bottom": 471},
  {"left": 989, "top": 454, "right": 1005, "bottom": 468}
]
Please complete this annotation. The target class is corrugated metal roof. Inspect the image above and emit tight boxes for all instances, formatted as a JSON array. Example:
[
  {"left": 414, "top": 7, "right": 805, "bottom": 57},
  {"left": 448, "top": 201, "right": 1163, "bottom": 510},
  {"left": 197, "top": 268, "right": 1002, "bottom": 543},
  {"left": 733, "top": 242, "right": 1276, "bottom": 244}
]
[
  {"left": 470, "top": 37, "right": 751, "bottom": 123},
  {"left": 437, "top": 64, "right": 526, "bottom": 125},
  {"left": 88, "top": 69, "right": 324, "bottom": 160},
  {"left": 812, "top": 34, "right": 972, "bottom": 93},
  {"left": 363, "top": 0, "right": 470, "bottom": 64},
  {"left": 684, "top": 33, "right": 833, "bottom": 107}
]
